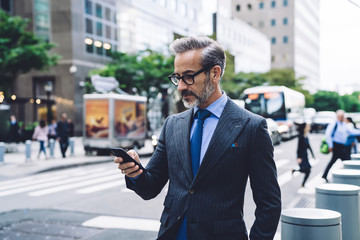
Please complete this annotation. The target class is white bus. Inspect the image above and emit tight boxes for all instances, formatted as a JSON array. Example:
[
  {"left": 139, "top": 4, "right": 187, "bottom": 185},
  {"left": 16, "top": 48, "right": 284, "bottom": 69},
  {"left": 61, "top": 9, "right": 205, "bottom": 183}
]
[{"left": 243, "top": 86, "right": 305, "bottom": 139}]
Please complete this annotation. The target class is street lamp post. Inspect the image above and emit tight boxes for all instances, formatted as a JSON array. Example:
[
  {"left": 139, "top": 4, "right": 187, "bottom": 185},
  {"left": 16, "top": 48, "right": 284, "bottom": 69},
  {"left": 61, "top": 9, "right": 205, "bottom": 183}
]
[{"left": 44, "top": 81, "right": 53, "bottom": 124}]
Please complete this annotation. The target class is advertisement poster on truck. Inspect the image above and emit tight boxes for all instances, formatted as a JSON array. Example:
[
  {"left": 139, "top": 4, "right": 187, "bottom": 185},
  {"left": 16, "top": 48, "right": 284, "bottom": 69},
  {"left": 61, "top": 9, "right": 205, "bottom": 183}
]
[
  {"left": 85, "top": 99, "right": 109, "bottom": 138},
  {"left": 114, "top": 100, "right": 146, "bottom": 139}
]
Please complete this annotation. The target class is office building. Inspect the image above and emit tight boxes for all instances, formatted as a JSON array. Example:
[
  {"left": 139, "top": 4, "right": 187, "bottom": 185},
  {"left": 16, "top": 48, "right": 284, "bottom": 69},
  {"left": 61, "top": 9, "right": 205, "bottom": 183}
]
[
  {"left": 3, "top": 0, "right": 200, "bottom": 135},
  {"left": 231, "top": 0, "right": 320, "bottom": 91}
]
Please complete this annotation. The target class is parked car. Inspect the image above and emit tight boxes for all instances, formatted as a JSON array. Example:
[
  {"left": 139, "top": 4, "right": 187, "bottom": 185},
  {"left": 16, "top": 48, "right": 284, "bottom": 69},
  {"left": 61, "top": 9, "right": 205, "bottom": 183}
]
[
  {"left": 266, "top": 118, "right": 282, "bottom": 145},
  {"left": 311, "top": 111, "right": 336, "bottom": 133}
]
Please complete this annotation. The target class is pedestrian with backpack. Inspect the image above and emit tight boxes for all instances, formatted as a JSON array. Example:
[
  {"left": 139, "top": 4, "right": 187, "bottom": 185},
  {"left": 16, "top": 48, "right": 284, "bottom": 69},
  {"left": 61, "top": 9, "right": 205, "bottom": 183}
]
[{"left": 322, "top": 110, "right": 360, "bottom": 182}]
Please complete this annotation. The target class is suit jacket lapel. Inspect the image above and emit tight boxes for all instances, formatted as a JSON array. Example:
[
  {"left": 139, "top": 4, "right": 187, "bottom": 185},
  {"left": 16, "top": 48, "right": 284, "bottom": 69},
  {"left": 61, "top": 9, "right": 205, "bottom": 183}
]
[
  {"left": 194, "top": 99, "right": 250, "bottom": 183},
  {"left": 175, "top": 109, "right": 194, "bottom": 182}
]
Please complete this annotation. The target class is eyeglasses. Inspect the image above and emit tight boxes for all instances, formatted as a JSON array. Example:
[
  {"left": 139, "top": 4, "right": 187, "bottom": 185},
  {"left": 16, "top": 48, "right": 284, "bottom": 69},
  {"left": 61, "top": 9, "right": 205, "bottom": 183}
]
[{"left": 168, "top": 65, "right": 214, "bottom": 86}]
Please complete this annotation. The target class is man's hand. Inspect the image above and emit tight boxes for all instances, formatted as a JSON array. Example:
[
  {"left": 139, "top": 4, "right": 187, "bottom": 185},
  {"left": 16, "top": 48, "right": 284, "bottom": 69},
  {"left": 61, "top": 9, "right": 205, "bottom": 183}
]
[
  {"left": 297, "top": 158, "right": 302, "bottom": 164},
  {"left": 329, "top": 148, "right": 333, "bottom": 153},
  {"left": 114, "top": 150, "right": 143, "bottom": 178}
]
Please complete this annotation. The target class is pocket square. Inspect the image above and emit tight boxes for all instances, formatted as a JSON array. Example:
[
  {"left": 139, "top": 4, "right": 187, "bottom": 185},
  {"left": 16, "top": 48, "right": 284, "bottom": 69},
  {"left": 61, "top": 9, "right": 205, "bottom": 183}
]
[{"left": 231, "top": 142, "right": 239, "bottom": 147}]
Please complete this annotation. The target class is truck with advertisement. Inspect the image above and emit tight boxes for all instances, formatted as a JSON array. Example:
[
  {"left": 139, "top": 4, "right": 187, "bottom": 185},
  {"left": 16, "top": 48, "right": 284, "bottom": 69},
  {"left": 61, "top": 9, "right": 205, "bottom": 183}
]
[{"left": 83, "top": 93, "right": 147, "bottom": 155}]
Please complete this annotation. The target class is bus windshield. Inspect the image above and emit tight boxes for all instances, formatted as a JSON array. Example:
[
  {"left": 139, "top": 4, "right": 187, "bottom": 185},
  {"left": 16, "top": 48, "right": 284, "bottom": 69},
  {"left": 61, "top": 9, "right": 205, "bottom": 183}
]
[{"left": 244, "top": 92, "right": 286, "bottom": 120}]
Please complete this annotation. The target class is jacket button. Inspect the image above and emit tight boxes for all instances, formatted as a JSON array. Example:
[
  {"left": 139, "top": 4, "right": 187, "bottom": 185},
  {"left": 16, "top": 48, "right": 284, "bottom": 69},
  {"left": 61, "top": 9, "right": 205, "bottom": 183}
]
[{"left": 188, "top": 189, "right": 194, "bottom": 194}]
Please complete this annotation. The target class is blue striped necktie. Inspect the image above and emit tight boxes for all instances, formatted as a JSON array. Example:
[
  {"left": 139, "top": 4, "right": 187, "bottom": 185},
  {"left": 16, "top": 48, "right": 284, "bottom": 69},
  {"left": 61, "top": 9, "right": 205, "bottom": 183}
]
[
  {"left": 176, "top": 109, "right": 211, "bottom": 240},
  {"left": 191, "top": 109, "right": 211, "bottom": 178}
]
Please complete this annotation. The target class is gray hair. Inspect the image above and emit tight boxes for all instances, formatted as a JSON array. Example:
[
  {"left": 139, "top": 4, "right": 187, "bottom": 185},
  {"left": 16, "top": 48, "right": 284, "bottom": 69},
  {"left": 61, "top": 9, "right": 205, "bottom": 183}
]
[{"left": 169, "top": 36, "right": 226, "bottom": 77}]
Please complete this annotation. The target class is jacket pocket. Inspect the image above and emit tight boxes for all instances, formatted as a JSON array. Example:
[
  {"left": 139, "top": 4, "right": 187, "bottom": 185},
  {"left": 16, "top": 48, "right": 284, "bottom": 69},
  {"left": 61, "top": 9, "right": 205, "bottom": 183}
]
[{"left": 160, "top": 195, "right": 173, "bottom": 226}]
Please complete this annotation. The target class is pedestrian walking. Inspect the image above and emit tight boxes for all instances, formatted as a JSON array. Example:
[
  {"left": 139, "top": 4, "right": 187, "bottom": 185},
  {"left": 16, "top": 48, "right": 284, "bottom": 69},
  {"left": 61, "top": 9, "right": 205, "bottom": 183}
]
[
  {"left": 345, "top": 117, "right": 358, "bottom": 153},
  {"left": 47, "top": 118, "right": 57, "bottom": 147},
  {"left": 7, "top": 115, "right": 21, "bottom": 143},
  {"left": 322, "top": 110, "right": 360, "bottom": 182},
  {"left": 292, "top": 123, "right": 315, "bottom": 188},
  {"left": 67, "top": 118, "right": 74, "bottom": 137},
  {"left": 57, "top": 113, "right": 69, "bottom": 158},
  {"left": 32, "top": 119, "right": 49, "bottom": 159},
  {"left": 114, "top": 36, "right": 281, "bottom": 240}
]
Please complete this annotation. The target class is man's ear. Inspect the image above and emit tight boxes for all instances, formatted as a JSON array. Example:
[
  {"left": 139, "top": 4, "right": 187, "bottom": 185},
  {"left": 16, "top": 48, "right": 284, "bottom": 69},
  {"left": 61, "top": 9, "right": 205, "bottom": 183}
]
[{"left": 212, "top": 65, "right": 222, "bottom": 82}]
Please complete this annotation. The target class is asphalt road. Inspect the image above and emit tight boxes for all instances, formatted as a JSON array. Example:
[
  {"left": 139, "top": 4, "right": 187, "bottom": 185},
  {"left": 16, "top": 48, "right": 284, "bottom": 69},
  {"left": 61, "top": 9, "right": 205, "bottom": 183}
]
[{"left": 0, "top": 133, "right": 345, "bottom": 239}]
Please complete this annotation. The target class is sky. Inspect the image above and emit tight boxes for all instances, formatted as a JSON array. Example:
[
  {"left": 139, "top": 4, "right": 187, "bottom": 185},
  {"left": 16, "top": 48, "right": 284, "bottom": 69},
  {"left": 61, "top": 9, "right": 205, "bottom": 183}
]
[
  {"left": 320, "top": 0, "right": 360, "bottom": 93},
  {"left": 200, "top": 0, "right": 360, "bottom": 93}
]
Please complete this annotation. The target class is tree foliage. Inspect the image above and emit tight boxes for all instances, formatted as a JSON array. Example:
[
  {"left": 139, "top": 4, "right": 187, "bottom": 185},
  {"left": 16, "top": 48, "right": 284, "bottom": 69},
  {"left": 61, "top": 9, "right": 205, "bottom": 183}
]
[
  {"left": 90, "top": 49, "right": 175, "bottom": 99},
  {"left": 0, "top": 10, "right": 60, "bottom": 95},
  {"left": 311, "top": 91, "right": 340, "bottom": 111}
]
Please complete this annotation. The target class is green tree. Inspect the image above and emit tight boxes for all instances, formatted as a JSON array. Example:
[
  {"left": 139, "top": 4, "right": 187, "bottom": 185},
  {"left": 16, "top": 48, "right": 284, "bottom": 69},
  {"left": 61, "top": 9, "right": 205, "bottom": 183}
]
[
  {"left": 339, "top": 94, "right": 360, "bottom": 112},
  {"left": 91, "top": 49, "right": 174, "bottom": 98},
  {"left": 311, "top": 91, "right": 340, "bottom": 111},
  {"left": 0, "top": 10, "right": 59, "bottom": 96}
]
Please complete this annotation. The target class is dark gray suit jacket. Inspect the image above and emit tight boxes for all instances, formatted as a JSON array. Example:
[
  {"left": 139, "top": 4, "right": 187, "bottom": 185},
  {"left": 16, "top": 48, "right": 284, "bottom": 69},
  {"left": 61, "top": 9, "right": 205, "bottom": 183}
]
[{"left": 126, "top": 98, "right": 281, "bottom": 240}]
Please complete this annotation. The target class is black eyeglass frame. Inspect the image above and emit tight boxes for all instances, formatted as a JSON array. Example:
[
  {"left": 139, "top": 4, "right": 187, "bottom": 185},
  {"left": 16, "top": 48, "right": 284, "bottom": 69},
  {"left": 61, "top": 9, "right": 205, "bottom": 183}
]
[{"left": 168, "top": 65, "right": 215, "bottom": 86}]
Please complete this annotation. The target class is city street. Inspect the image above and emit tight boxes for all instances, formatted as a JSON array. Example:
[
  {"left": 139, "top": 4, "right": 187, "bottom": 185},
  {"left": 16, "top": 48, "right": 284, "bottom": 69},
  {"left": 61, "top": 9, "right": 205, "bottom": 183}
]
[{"left": 0, "top": 133, "right": 346, "bottom": 239}]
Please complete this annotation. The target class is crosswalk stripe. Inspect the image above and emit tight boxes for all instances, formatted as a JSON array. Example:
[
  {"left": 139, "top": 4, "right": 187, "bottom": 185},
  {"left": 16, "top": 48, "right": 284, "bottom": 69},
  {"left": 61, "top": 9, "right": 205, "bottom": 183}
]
[
  {"left": 29, "top": 174, "right": 123, "bottom": 196},
  {"left": 0, "top": 169, "right": 119, "bottom": 197},
  {"left": 82, "top": 216, "right": 160, "bottom": 232},
  {"left": 0, "top": 168, "right": 106, "bottom": 191},
  {"left": 0, "top": 168, "right": 83, "bottom": 187},
  {"left": 275, "top": 159, "right": 289, "bottom": 168},
  {"left": 77, "top": 181, "right": 125, "bottom": 194}
]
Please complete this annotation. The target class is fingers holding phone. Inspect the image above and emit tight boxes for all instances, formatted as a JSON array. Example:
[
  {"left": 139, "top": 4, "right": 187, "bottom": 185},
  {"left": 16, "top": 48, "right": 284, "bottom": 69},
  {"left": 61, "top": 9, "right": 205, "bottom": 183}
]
[{"left": 113, "top": 148, "right": 144, "bottom": 178}]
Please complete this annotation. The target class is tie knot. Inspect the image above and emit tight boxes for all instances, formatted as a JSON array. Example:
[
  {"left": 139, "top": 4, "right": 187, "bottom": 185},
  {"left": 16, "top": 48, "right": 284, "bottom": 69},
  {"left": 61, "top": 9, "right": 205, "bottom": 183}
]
[{"left": 196, "top": 109, "right": 211, "bottom": 121}]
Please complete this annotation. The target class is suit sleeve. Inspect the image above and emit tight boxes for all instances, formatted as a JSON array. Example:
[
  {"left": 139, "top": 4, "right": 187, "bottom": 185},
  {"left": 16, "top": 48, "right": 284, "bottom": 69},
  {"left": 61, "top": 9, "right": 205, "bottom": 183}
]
[
  {"left": 248, "top": 118, "right": 282, "bottom": 240},
  {"left": 125, "top": 117, "right": 170, "bottom": 200}
]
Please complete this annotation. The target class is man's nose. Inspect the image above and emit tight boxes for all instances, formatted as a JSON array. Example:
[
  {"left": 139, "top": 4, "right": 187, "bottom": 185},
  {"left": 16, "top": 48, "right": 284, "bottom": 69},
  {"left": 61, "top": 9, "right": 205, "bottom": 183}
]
[{"left": 177, "top": 79, "right": 188, "bottom": 92}]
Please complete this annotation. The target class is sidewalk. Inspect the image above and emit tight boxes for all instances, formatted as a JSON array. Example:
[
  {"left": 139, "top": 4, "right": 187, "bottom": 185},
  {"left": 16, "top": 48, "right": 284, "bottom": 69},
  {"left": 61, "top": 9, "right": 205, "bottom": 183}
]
[{"left": 0, "top": 137, "right": 154, "bottom": 180}]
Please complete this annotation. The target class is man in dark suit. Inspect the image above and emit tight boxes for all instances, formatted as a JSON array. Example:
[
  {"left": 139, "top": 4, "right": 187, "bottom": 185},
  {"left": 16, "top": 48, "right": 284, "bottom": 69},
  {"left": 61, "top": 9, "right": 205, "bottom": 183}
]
[{"left": 115, "top": 36, "right": 281, "bottom": 240}]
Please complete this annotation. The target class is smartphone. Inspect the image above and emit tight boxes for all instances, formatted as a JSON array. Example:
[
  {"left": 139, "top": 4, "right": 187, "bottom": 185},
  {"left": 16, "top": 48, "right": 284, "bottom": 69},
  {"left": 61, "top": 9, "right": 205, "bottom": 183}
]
[{"left": 111, "top": 148, "right": 145, "bottom": 171}]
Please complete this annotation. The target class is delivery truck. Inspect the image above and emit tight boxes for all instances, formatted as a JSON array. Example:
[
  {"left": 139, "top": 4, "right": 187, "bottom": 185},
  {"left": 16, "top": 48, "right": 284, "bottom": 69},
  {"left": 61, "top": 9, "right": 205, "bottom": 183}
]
[{"left": 83, "top": 93, "right": 147, "bottom": 155}]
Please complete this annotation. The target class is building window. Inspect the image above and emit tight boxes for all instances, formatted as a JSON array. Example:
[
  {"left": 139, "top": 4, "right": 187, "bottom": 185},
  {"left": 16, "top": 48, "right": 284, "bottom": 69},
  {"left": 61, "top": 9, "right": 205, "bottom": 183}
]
[
  {"left": 283, "top": 17, "right": 288, "bottom": 25},
  {"left": 85, "top": 18, "right": 93, "bottom": 34},
  {"left": 283, "top": 0, "right": 288, "bottom": 6},
  {"left": 96, "top": 22, "right": 102, "bottom": 36},
  {"left": 247, "top": 4, "right": 252, "bottom": 10},
  {"left": 114, "top": 28, "right": 118, "bottom": 40},
  {"left": 271, "top": 37, "right": 276, "bottom": 44},
  {"left": 95, "top": 3, "right": 102, "bottom": 18},
  {"left": 0, "top": 0, "right": 12, "bottom": 13},
  {"left": 259, "top": 2, "right": 264, "bottom": 9},
  {"left": 170, "top": 0, "right": 177, "bottom": 11},
  {"left": 180, "top": 2, "right": 187, "bottom": 16},
  {"left": 236, "top": 4, "right": 240, "bottom": 11},
  {"left": 85, "top": 38, "right": 94, "bottom": 53},
  {"left": 258, "top": 21, "right": 264, "bottom": 28},
  {"left": 271, "top": 1, "right": 276, "bottom": 8},
  {"left": 271, "top": 19, "right": 276, "bottom": 26},
  {"left": 105, "top": 7, "right": 111, "bottom": 21},
  {"left": 160, "top": 0, "right": 166, "bottom": 7},
  {"left": 34, "top": 0, "right": 50, "bottom": 42},
  {"left": 105, "top": 25, "right": 111, "bottom": 39},
  {"left": 283, "top": 36, "right": 288, "bottom": 43},
  {"left": 85, "top": 0, "right": 92, "bottom": 15}
]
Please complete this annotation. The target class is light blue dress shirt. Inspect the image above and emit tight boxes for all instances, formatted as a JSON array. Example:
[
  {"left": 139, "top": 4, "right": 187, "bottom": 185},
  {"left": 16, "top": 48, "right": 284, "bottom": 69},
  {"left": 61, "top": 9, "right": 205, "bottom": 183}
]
[
  {"left": 326, "top": 120, "right": 360, "bottom": 148},
  {"left": 191, "top": 92, "right": 228, "bottom": 164}
]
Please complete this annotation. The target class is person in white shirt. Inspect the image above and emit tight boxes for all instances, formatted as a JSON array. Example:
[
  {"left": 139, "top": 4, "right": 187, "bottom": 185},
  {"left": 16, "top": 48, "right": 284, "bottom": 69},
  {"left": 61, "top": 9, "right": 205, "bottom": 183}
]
[{"left": 322, "top": 110, "right": 360, "bottom": 182}]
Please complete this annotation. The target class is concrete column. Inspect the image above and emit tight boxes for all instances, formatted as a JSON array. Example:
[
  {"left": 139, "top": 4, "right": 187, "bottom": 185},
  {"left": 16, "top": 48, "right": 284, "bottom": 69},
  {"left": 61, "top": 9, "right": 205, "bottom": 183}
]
[
  {"left": 25, "top": 140, "right": 32, "bottom": 162},
  {"left": 332, "top": 169, "right": 360, "bottom": 186},
  {"left": 343, "top": 160, "right": 360, "bottom": 170},
  {"left": 69, "top": 138, "right": 74, "bottom": 156},
  {"left": 316, "top": 183, "right": 360, "bottom": 240},
  {"left": 281, "top": 208, "right": 342, "bottom": 240},
  {"left": 49, "top": 139, "right": 55, "bottom": 158},
  {"left": 0, "top": 142, "right": 4, "bottom": 164}
]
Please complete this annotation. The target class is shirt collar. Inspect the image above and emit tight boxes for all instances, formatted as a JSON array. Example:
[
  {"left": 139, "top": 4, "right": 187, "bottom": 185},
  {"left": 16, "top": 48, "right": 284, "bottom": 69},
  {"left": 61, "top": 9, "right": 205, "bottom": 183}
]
[{"left": 193, "top": 91, "right": 227, "bottom": 119}]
